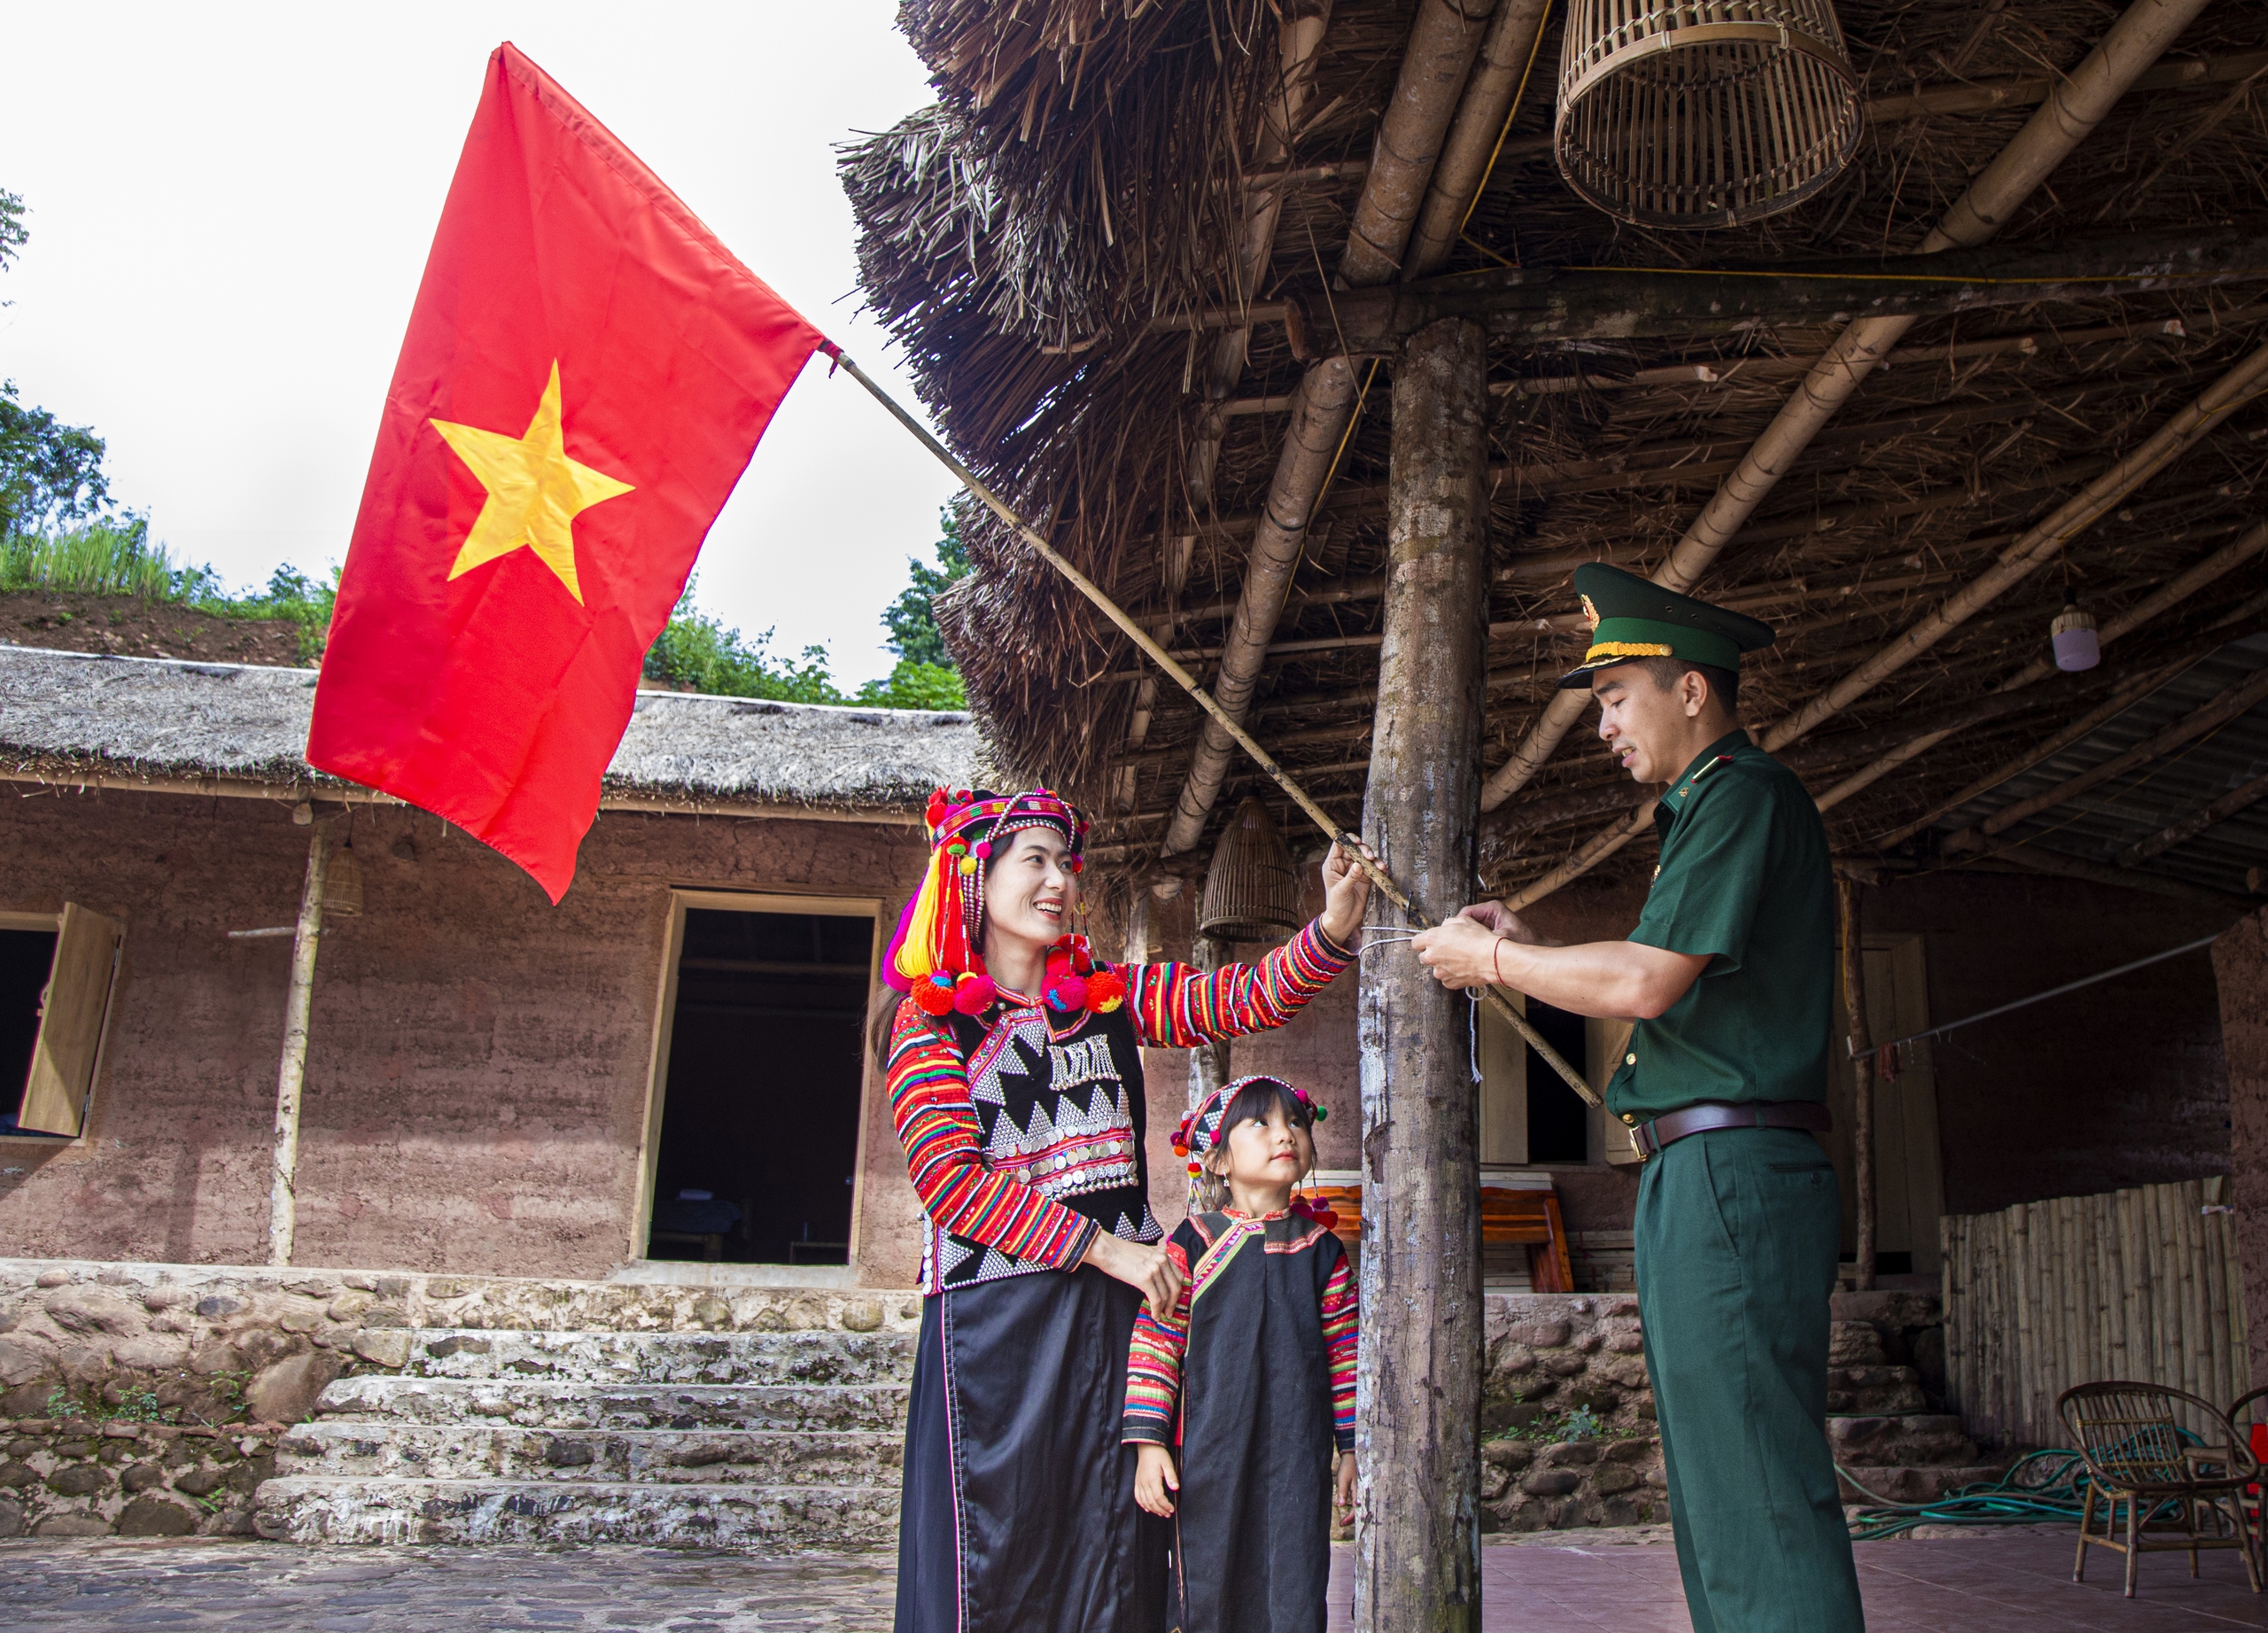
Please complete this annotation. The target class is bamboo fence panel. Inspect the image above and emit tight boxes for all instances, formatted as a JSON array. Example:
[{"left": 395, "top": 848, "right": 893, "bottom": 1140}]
[{"left": 1943, "top": 1179, "right": 2247, "bottom": 1448}]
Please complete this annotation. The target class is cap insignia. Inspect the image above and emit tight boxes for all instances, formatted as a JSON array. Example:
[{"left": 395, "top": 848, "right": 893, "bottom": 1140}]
[{"left": 1580, "top": 594, "right": 1602, "bottom": 634}]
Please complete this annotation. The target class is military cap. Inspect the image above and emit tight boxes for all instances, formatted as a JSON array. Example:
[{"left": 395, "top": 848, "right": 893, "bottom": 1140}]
[{"left": 1558, "top": 562, "right": 1776, "bottom": 689}]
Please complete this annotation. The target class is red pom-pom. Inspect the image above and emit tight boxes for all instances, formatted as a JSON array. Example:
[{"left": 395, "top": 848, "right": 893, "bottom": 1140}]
[
  {"left": 1311, "top": 1208, "right": 1340, "bottom": 1230},
  {"left": 914, "top": 978, "right": 955, "bottom": 1016},
  {"left": 1186, "top": 1162, "right": 1202, "bottom": 1177},
  {"left": 951, "top": 974, "right": 997, "bottom": 1015},
  {"left": 1086, "top": 968, "right": 1126, "bottom": 1014},
  {"left": 926, "top": 789, "right": 949, "bottom": 828}
]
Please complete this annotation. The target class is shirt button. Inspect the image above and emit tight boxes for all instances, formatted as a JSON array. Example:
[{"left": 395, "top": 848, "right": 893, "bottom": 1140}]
[
  {"left": 1625, "top": 1053, "right": 1636, "bottom": 1066},
  {"left": 1620, "top": 1113, "right": 1636, "bottom": 1126}
]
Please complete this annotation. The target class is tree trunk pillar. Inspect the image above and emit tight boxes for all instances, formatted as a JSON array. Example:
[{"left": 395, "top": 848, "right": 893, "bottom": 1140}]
[
  {"left": 1188, "top": 932, "right": 1232, "bottom": 1106},
  {"left": 1355, "top": 317, "right": 1489, "bottom": 1633}
]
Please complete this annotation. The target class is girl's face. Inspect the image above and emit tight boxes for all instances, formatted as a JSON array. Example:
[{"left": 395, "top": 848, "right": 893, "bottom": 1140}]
[
  {"left": 981, "top": 827, "right": 1079, "bottom": 954},
  {"left": 1212, "top": 1099, "right": 1315, "bottom": 1208}
]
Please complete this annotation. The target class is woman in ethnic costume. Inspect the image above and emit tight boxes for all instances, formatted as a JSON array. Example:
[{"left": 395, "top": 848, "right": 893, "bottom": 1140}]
[
  {"left": 879, "top": 788, "right": 1369, "bottom": 1633},
  {"left": 1124, "top": 1077, "right": 1356, "bottom": 1633}
]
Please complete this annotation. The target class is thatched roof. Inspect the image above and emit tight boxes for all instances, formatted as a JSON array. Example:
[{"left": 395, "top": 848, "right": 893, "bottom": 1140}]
[
  {"left": 0, "top": 647, "right": 982, "bottom": 815},
  {"left": 844, "top": 0, "right": 2268, "bottom": 900}
]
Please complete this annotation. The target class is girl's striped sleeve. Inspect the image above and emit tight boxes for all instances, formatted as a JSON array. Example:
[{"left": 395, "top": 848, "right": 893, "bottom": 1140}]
[
  {"left": 885, "top": 999, "right": 1098, "bottom": 1270},
  {"left": 1127, "top": 919, "right": 1353, "bottom": 1050},
  {"left": 1122, "top": 1240, "right": 1194, "bottom": 1445},
  {"left": 1321, "top": 1249, "right": 1357, "bottom": 1452}
]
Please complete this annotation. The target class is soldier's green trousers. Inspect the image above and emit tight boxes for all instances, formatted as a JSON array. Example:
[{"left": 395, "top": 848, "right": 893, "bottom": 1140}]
[{"left": 1635, "top": 1125, "right": 1865, "bottom": 1633}]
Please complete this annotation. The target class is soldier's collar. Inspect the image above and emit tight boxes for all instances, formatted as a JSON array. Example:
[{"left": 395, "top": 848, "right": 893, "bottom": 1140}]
[{"left": 1658, "top": 730, "right": 1751, "bottom": 810}]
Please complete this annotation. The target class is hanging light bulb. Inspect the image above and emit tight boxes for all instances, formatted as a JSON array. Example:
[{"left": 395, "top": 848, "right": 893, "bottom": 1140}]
[{"left": 2052, "top": 596, "right": 2101, "bottom": 673}]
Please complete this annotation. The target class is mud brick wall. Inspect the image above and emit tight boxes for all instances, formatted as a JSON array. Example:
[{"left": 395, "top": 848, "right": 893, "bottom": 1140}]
[{"left": 0, "top": 788, "right": 932, "bottom": 1285}]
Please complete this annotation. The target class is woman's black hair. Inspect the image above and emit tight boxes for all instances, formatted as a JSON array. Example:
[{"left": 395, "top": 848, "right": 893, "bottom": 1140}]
[{"left": 1217, "top": 1077, "right": 1315, "bottom": 1139}]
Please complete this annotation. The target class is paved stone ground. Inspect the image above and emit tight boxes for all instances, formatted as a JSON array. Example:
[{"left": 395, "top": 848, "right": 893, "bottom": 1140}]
[{"left": 2, "top": 1527, "right": 2263, "bottom": 1630}]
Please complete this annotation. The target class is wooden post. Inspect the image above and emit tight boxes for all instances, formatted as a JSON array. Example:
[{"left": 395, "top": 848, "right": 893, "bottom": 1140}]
[
  {"left": 268, "top": 818, "right": 331, "bottom": 1266},
  {"left": 1355, "top": 317, "right": 1489, "bottom": 1633},
  {"left": 1188, "top": 932, "right": 1232, "bottom": 1107},
  {"left": 1837, "top": 878, "right": 1876, "bottom": 1292}
]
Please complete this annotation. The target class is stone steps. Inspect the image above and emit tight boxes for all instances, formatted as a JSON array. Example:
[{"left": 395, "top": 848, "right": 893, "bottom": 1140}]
[
  {"left": 277, "top": 1422, "right": 901, "bottom": 1486},
  {"left": 253, "top": 1475, "right": 899, "bottom": 1549},
  {"left": 313, "top": 1374, "right": 911, "bottom": 1434},
  {"left": 400, "top": 1328, "right": 916, "bottom": 1387},
  {"left": 1837, "top": 1463, "right": 2008, "bottom": 1505},
  {"left": 1829, "top": 1413, "right": 1980, "bottom": 1469},
  {"left": 1826, "top": 1365, "right": 1930, "bottom": 1417}
]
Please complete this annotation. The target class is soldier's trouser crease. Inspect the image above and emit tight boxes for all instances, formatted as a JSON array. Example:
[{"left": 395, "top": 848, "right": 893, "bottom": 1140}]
[{"left": 1635, "top": 1124, "right": 1865, "bottom": 1633}]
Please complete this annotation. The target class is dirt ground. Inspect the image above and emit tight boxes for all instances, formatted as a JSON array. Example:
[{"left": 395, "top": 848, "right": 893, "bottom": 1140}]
[{"left": 0, "top": 593, "right": 307, "bottom": 666}]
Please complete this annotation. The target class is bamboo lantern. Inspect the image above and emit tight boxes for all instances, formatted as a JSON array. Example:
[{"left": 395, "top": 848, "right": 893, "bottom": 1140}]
[
  {"left": 1554, "top": 0, "right": 1861, "bottom": 229},
  {"left": 326, "top": 839, "right": 364, "bottom": 917},
  {"left": 1199, "top": 798, "right": 1303, "bottom": 942}
]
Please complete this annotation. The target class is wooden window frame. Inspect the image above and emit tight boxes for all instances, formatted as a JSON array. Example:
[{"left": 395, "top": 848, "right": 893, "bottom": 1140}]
[
  {"left": 628, "top": 888, "right": 884, "bottom": 1266},
  {"left": 1478, "top": 996, "right": 1635, "bottom": 1170},
  {"left": 0, "top": 905, "right": 125, "bottom": 1146}
]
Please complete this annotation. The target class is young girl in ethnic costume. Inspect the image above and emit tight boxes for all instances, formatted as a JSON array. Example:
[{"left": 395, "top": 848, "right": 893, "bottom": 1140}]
[
  {"left": 1125, "top": 1077, "right": 1356, "bottom": 1633},
  {"left": 881, "top": 788, "right": 1371, "bottom": 1633}
]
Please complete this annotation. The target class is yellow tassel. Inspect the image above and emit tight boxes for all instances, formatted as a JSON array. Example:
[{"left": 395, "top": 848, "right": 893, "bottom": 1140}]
[{"left": 895, "top": 850, "right": 950, "bottom": 983}]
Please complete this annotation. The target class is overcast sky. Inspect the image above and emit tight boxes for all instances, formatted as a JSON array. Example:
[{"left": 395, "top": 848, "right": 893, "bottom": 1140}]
[{"left": 0, "top": 3, "right": 955, "bottom": 688}]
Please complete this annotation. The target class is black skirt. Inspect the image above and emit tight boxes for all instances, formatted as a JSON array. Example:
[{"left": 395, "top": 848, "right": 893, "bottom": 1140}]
[{"left": 896, "top": 1267, "right": 1170, "bottom": 1633}]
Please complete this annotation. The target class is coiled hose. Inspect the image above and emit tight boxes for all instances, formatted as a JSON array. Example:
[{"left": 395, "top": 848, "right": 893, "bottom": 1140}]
[{"left": 1842, "top": 1435, "right": 2218, "bottom": 1543}]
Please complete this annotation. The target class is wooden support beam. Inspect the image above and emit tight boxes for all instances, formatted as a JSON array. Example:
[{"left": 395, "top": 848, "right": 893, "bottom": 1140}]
[
  {"left": 2119, "top": 769, "right": 2268, "bottom": 867},
  {"left": 269, "top": 818, "right": 331, "bottom": 1266},
  {"left": 1340, "top": 0, "right": 1501, "bottom": 286},
  {"left": 1356, "top": 317, "right": 1488, "bottom": 1633},
  {"left": 1945, "top": 661, "right": 2268, "bottom": 853},
  {"left": 1969, "top": 844, "right": 2253, "bottom": 907}
]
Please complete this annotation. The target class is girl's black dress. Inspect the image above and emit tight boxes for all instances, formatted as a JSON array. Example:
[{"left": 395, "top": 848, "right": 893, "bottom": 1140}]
[{"left": 1122, "top": 1209, "right": 1358, "bottom": 1633}]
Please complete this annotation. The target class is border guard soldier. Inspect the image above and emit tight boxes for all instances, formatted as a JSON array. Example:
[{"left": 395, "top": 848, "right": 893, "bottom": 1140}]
[{"left": 1412, "top": 564, "right": 1861, "bottom": 1633}]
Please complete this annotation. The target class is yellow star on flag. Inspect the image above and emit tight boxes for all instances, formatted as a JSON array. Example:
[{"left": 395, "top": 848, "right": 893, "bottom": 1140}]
[{"left": 430, "top": 362, "right": 633, "bottom": 605}]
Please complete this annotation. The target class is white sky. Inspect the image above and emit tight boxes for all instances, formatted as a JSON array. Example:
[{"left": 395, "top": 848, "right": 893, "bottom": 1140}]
[{"left": 0, "top": 2, "right": 956, "bottom": 688}]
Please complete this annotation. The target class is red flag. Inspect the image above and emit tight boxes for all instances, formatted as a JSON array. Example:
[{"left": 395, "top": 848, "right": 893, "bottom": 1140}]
[{"left": 308, "top": 43, "right": 830, "bottom": 900}]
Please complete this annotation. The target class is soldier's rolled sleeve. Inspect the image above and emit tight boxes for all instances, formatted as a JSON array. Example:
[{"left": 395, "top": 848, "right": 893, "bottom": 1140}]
[{"left": 1627, "top": 774, "right": 1773, "bottom": 976}]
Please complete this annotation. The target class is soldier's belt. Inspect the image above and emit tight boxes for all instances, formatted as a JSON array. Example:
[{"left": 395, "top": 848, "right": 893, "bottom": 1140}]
[{"left": 1631, "top": 1100, "right": 1832, "bottom": 1159}]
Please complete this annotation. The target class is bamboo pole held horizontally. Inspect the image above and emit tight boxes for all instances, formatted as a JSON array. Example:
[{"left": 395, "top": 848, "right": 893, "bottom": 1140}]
[{"left": 829, "top": 351, "right": 1602, "bottom": 1108}]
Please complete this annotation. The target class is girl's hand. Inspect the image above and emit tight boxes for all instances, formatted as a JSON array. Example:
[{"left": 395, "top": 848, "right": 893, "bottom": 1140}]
[
  {"left": 1334, "top": 1450, "right": 1356, "bottom": 1521},
  {"left": 1136, "top": 1443, "right": 1180, "bottom": 1517},
  {"left": 1318, "top": 839, "right": 1379, "bottom": 946}
]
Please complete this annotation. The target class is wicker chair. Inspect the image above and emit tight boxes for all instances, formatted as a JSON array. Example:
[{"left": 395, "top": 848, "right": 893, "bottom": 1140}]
[
  {"left": 2228, "top": 1385, "right": 2268, "bottom": 1548},
  {"left": 2059, "top": 1381, "right": 2262, "bottom": 1598}
]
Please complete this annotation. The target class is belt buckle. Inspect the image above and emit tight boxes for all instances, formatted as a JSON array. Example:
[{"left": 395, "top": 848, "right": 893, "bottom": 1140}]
[{"left": 1630, "top": 1120, "right": 1658, "bottom": 1162}]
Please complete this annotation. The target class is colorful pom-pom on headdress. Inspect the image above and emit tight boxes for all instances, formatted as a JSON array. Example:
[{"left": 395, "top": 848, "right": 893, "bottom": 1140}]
[{"left": 1177, "top": 1075, "right": 1331, "bottom": 1215}]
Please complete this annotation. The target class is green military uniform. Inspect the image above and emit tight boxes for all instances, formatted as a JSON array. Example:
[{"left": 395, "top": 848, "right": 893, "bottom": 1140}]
[{"left": 1565, "top": 564, "right": 1862, "bottom": 1633}]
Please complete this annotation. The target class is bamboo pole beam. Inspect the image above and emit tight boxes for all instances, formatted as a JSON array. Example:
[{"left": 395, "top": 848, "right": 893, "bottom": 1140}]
[
  {"left": 1838, "top": 879, "right": 1877, "bottom": 1293},
  {"left": 1944, "top": 660, "right": 2268, "bottom": 852},
  {"left": 268, "top": 817, "right": 332, "bottom": 1266},
  {"left": 831, "top": 354, "right": 1598, "bottom": 1108},
  {"left": 1476, "top": 0, "right": 2225, "bottom": 812},
  {"left": 1340, "top": 0, "right": 1502, "bottom": 287},
  {"left": 1402, "top": 0, "right": 1550, "bottom": 280},
  {"left": 1968, "top": 843, "right": 2255, "bottom": 907},
  {"left": 1822, "top": 519, "right": 2268, "bottom": 820},
  {"left": 2118, "top": 766, "right": 2268, "bottom": 866}
]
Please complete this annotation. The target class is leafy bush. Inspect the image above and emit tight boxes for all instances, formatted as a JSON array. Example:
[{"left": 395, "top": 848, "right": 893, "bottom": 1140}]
[
  {"left": 854, "top": 657, "right": 967, "bottom": 711},
  {"left": 641, "top": 583, "right": 844, "bottom": 703}
]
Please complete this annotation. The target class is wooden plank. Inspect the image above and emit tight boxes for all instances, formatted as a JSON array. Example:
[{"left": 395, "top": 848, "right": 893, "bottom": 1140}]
[
  {"left": 2009, "top": 1203, "right": 2036, "bottom": 1442},
  {"left": 18, "top": 902, "right": 124, "bottom": 1139},
  {"left": 2203, "top": 1186, "right": 2233, "bottom": 1411},
  {"left": 2176, "top": 1180, "right": 2207, "bottom": 1424}
]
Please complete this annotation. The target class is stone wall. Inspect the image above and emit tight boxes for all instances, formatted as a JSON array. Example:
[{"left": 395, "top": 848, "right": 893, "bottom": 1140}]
[
  {"left": 1477, "top": 1293, "right": 1664, "bottom": 1530},
  {"left": 0, "top": 1417, "right": 276, "bottom": 1539},
  {"left": 0, "top": 788, "right": 931, "bottom": 1285}
]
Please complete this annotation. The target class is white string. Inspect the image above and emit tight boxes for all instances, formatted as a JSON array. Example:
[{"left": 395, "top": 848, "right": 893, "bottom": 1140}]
[{"left": 1466, "top": 991, "right": 1483, "bottom": 1085}]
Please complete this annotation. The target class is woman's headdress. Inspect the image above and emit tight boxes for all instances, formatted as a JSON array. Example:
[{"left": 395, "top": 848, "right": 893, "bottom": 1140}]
[
  {"left": 882, "top": 787, "right": 1126, "bottom": 1021},
  {"left": 1169, "top": 1074, "right": 1335, "bottom": 1222}
]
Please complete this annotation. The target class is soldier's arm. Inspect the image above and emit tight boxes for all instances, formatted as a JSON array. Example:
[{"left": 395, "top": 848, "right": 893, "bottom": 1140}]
[{"left": 1415, "top": 919, "right": 1708, "bottom": 1019}]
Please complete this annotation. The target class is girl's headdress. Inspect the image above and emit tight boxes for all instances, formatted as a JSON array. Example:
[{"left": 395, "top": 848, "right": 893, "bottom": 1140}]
[
  {"left": 882, "top": 787, "right": 1125, "bottom": 1022},
  {"left": 1169, "top": 1075, "right": 1335, "bottom": 1223}
]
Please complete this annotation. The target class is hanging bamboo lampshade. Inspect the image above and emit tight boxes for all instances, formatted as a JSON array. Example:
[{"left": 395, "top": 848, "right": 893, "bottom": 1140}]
[
  {"left": 1199, "top": 798, "right": 1304, "bottom": 942},
  {"left": 326, "top": 839, "right": 364, "bottom": 917},
  {"left": 1554, "top": 0, "right": 1861, "bottom": 229}
]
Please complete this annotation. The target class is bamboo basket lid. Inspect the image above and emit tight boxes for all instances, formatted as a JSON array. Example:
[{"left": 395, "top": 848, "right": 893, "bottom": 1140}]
[
  {"left": 1199, "top": 797, "right": 1304, "bottom": 941},
  {"left": 1554, "top": 0, "right": 1861, "bottom": 229}
]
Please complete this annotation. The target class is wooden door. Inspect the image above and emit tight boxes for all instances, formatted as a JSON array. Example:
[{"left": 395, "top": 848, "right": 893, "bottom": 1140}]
[{"left": 19, "top": 904, "right": 124, "bottom": 1138}]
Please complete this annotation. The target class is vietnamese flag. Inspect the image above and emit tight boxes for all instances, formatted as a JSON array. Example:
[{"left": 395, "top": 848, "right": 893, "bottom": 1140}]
[{"left": 308, "top": 43, "right": 831, "bottom": 900}]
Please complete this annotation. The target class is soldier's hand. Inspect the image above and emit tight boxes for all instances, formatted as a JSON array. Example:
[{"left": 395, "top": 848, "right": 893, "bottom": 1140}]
[
  {"left": 1410, "top": 915, "right": 1505, "bottom": 991},
  {"left": 1459, "top": 900, "right": 1547, "bottom": 945}
]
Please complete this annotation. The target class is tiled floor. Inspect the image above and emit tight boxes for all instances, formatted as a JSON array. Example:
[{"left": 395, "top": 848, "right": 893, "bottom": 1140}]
[{"left": 2, "top": 1525, "right": 2262, "bottom": 1630}]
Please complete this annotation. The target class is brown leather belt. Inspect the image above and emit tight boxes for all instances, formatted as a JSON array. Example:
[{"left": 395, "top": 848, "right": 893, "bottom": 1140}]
[{"left": 1630, "top": 1100, "right": 1832, "bottom": 1159}]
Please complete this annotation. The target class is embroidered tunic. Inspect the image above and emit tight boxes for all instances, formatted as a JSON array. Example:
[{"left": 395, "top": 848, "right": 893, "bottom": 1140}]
[
  {"left": 1122, "top": 1209, "right": 1357, "bottom": 1633},
  {"left": 885, "top": 921, "right": 1352, "bottom": 1295}
]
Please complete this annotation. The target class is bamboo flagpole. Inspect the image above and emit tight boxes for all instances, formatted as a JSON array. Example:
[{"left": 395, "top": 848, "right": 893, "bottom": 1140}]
[{"left": 831, "top": 352, "right": 1601, "bottom": 1108}]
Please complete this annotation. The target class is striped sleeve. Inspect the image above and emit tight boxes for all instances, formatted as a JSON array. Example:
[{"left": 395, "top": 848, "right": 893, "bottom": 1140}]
[
  {"left": 1127, "top": 919, "right": 1354, "bottom": 1050},
  {"left": 885, "top": 999, "right": 1099, "bottom": 1270},
  {"left": 1122, "top": 1239, "right": 1193, "bottom": 1445},
  {"left": 1321, "top": 1248, "right": 1357, "bottom": 1453}
]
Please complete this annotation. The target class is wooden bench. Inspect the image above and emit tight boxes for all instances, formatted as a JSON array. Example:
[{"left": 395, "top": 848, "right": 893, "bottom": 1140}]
[{"left": 1307, "top": 1184, "right": 1574, "bottom": 1293}]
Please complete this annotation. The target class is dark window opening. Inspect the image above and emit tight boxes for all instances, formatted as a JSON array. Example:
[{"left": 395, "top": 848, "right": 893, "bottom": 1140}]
[
  {"left": 1524, "top": 999, "right": 1590, "bottom": 1164},
  {"left": 646, "top": 907, "right": 871, "bottom": 1265},
  {"left": 0, "top": 929, "right": 58, "bottom": 1138}
]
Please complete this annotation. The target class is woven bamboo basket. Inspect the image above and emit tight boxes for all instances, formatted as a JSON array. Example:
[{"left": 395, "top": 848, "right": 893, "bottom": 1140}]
[
  {"left": 1554, "top": 0, "right": 1860, "bottom": 229},
  {"left": 1199, "top": 797, "right": 1304, "bottom": 942}
]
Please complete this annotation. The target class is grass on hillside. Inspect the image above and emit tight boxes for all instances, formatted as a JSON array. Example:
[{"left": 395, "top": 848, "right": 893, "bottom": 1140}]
[{"left": 2, "top": 522, "right": 967, "bottom": 710}]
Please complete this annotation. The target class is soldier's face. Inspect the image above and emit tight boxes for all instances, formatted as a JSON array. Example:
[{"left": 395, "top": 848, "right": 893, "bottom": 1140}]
[{"left": 1591, "top": 665, "right": 1690, "bottom": 782}]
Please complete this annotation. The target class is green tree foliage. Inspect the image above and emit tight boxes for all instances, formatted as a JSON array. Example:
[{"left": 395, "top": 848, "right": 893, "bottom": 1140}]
[
  {"left": 0, "top": 382, "right": 112, "bottom": 538},
  {"left": 0, "top": 188, "right": 27, "bottom": 281},
  {"left": 881, "top": 506, "right": 969, "bottom": 668},
  {"left": 641, "top": 582, "right": 844, "bottom": 704}
]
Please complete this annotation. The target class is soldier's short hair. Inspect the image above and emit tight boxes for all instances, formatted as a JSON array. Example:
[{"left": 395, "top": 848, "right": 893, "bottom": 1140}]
[{"left": 1631, "top": 654, "right": 1739, "bottom": 716}]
